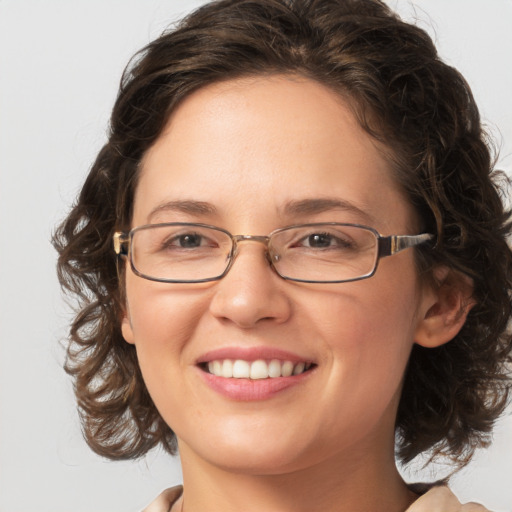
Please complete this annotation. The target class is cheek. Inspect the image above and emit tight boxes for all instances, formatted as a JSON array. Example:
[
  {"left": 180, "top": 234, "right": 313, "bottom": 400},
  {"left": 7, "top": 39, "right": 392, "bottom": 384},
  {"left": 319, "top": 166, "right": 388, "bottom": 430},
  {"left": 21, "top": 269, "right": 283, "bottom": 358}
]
[
  {"left": 123, "top": 277, "right": 211, "bottom": 372},
  {"left": 122, "top": 280, "right": 215, "bottom": 427},
  {"left": 302, "top": 261, "right": 421, "bottom": 395},
  {"left": 305, "top": 274, "right": 419, "bottom": 351}
]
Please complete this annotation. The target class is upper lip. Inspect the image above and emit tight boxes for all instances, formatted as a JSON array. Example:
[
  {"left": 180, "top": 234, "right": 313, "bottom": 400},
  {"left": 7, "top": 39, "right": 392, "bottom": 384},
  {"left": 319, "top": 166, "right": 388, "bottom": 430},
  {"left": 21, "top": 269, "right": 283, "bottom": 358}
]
[{"left": 196, "top": 346, "right": 314, "bottom": 365}]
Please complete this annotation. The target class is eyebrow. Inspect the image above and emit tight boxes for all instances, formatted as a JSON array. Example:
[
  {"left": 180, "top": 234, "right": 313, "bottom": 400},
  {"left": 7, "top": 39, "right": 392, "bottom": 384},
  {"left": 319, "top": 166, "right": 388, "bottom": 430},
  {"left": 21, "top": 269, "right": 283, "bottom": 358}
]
[
  {"left": 282, "top": 197, "right": 374, "bottom": 223},
  {"left": 148, "top": 200, "right": 218, "bottom": 222},
  {"left": 147, "top": 197, "right": 374, "bottom": 224}
]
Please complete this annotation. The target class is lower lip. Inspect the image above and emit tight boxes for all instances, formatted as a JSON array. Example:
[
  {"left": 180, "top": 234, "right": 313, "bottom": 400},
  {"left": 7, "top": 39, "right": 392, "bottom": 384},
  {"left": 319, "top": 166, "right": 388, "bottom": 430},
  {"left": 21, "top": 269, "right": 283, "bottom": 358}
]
[{"left": 199, "top": 368, "right": 313, "bottom": 401}]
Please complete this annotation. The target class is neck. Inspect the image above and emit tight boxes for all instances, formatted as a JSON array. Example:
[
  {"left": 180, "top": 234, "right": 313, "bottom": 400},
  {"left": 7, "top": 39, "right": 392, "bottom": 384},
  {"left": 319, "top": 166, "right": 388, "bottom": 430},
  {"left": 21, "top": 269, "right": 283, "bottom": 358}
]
[{"left": 176, "top": 436, "right": 416, "bottom": 512}]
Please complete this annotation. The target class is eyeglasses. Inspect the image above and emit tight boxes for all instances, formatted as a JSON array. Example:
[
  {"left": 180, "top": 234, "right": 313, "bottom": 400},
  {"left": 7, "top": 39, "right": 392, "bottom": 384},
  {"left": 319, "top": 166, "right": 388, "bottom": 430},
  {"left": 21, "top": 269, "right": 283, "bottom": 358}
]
[{"left": 113, "top": 222, "right": 433, "bottom": 284}]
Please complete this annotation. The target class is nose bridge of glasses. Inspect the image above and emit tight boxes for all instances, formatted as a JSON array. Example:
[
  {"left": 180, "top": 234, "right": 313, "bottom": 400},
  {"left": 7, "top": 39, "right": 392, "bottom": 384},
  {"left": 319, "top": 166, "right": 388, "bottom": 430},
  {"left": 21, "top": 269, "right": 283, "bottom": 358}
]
[
  {"left": 232, "top": 234, "right": 270, "bottom": 245},
  {"left": 230, "top": 234, "right": 276, "bottom": 265}
]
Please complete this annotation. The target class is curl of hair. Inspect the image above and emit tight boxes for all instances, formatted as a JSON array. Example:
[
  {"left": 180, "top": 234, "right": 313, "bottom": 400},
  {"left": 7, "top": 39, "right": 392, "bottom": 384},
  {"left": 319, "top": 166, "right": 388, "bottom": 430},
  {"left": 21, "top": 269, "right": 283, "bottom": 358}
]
[{"left": 54, "top": 0, "right": 512, "bottom": 465}]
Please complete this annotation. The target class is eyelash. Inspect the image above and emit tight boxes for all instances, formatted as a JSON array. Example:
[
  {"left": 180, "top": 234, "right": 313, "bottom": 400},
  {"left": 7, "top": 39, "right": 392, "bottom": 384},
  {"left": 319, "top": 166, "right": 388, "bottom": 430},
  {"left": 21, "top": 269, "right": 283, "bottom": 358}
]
[{"left": 291, "top": 232, "right": 356, "bottom": 251}]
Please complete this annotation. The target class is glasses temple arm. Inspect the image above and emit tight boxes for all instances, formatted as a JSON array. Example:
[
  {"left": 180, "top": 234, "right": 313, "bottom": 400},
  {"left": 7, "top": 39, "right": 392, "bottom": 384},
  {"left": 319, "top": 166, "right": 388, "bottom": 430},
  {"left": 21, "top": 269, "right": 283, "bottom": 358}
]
[
  {"left": 113, "top": 232, "right": 130, "bottom": 257},
  {"left": 378, "top": 233, "right": 434, "bottom": 258}
]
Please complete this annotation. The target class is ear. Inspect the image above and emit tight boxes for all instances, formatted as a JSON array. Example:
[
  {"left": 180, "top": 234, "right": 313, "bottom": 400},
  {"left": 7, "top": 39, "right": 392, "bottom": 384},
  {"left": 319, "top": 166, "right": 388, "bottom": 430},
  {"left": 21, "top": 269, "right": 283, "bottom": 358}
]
[
  {"left": 121, "top": 305, "right": 135, "bottom": 345},
  {"left": 414, "top": 267, "right": 475, "bottom": 348}
]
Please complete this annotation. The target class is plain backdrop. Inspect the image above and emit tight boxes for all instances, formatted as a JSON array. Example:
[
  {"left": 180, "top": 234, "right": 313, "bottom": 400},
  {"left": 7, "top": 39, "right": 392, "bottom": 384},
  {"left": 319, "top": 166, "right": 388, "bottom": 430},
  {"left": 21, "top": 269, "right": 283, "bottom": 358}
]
[{"left": 0, "top": 1, "right": 511, "bottom": 511}]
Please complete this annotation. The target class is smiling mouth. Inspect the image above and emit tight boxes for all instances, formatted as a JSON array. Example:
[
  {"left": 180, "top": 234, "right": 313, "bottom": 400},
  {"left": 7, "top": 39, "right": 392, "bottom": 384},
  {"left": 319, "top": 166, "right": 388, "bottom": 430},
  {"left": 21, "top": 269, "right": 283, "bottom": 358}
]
[{"left": 202, "top": 359, "right": 315, "bottom": 380}]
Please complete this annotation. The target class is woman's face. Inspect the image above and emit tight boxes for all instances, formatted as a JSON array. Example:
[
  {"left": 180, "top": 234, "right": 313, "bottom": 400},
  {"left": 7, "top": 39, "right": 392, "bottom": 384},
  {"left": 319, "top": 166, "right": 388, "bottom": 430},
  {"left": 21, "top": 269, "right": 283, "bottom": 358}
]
[{"left": 122, "top": 75, "right": 432, "bottom": 474}]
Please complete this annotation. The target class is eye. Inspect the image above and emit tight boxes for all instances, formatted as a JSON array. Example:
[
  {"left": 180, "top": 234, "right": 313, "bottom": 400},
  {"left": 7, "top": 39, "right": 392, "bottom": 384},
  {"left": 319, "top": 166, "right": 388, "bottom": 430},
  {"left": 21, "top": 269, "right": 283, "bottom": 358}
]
[
  {"left": 174, "top": 233, "right": 204, "bottom": 248},
  {"left": 298, "top": 232, "right": 354, "bottom": 250},
  {"left": 161, "top": 231, "right": 216, "bottom": 250},
  {"left": 305, "top": 233, "right": 338, "bottom": 248}
]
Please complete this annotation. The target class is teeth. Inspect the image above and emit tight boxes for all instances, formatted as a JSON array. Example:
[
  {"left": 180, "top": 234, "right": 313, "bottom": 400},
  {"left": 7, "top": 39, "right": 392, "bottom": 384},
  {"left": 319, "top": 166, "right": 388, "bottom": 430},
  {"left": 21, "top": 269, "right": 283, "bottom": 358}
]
[
  {"left": 222, "top": 359, "right": 233, "bottom": 378},
  {"left": 213, "top": 361, "right": 222, "bottom": 375},
  {"left": 268, "top": 359, "right": 282, "bottom": 378},
  {"left": 293, "top": 362, "right": 305, "bottom": 375},
  {"left": 232, "top": 359, "right": 250, "bottom": 378},
  {"left": 250, "top": 359, "right": 268, "bottom": 380},
  {"left": 281, "top": 361, "right": 294, "bottom": 377},
  {"left": 206, "top": 359, "right": 311, "bottom": 379}
]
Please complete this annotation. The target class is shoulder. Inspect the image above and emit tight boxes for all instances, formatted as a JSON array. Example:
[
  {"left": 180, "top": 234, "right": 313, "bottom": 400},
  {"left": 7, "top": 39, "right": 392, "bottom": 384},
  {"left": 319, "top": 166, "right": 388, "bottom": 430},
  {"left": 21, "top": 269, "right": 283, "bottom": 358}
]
[
  {"left": 142, "top": 485, "right": 183, "bottom": 512},
  {"left": 406, "top": 485, "right": 492, "bottom": 512}
]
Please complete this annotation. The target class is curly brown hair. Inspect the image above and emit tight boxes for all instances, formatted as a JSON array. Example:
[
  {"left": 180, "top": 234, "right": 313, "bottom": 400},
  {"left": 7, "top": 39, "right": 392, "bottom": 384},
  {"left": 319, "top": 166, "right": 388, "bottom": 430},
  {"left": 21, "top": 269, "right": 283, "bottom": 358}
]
[{"left": 53, "top": 0, "right": 512, "bottom": 466}]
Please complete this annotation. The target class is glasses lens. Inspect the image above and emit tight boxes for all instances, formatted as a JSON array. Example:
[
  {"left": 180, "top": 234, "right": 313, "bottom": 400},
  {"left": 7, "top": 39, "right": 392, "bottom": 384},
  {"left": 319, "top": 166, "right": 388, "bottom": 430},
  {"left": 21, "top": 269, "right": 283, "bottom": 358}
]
[
  {"left": 271, "top": 224, "right": 379, "bottom": 282},
  {"left": 131, "top": 224, "right": 232, "bottom": 282}
]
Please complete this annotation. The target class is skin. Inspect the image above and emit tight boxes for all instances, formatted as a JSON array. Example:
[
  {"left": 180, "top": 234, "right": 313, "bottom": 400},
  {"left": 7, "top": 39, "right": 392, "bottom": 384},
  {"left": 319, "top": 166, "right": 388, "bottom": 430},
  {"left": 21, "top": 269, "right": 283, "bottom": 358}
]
[{"left": 122, "top": 75, "right": 470, "bottom": 512}]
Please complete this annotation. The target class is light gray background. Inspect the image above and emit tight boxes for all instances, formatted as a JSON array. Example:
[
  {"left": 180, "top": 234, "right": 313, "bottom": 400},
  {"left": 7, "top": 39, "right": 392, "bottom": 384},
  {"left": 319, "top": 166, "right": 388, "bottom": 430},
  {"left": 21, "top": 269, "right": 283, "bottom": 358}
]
[{"left": 0, "top": 1, "right": 511, "bottom": 511}]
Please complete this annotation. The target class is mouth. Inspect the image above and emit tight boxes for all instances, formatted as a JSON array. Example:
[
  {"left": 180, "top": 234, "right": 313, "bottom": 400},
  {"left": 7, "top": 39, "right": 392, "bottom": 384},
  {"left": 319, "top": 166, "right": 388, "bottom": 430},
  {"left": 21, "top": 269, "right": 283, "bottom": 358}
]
[
  {"left": 201, "top": 359, "right": 315, "bottom": 379},
  {"left": 196, "top": 347, "right": 317, "bottom": 400}
]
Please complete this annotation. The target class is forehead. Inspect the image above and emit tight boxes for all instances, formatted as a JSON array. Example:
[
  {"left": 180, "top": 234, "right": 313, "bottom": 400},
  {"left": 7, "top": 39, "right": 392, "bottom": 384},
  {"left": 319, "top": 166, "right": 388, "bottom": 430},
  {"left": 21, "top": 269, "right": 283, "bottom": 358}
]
[{"left": 135, "top": 75, "right": 414, "bottom": 233}]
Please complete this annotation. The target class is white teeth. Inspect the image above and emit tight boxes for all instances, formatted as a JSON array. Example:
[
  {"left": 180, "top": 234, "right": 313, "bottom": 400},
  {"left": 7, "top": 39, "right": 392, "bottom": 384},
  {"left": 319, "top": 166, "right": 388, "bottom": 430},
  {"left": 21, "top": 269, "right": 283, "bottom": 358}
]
[
  {"left": 232, "top": 359, "right": 250, "bottom": 378},
  {"left": 222, "top": 359, "right": 233, "bottom": 378},
  {"left": 206, "top": 359, "right": 311, "bottom": 379},
  {"left": 268, "top": 359, "right": 282, "bottom": 378},
  {"left": 281, "top": 361, "right": 294, "bottom": 377},
  {"left": 293, "top": 362, "right": 305, "bottom": 375},
  {"left": 250, "top": 360, "right": 268, "bottom": 379}
]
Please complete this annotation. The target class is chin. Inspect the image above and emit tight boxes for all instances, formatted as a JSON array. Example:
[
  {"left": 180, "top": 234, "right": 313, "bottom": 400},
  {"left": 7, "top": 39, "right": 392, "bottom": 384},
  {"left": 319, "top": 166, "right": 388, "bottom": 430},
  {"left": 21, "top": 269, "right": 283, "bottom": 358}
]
[
  {"left": 204, "top": 446, "right": 310, "bottom": 475},
  {"left": 176, "top": 420, "right": 332, "bottom": 476}
]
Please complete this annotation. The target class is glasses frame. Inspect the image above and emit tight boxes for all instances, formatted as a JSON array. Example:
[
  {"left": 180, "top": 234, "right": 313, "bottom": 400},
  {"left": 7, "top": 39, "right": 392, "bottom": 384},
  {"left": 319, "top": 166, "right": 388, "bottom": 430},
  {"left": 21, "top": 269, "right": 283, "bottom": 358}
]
[{"left": 113, "top": 222, "right": 433, "bottom": 284}]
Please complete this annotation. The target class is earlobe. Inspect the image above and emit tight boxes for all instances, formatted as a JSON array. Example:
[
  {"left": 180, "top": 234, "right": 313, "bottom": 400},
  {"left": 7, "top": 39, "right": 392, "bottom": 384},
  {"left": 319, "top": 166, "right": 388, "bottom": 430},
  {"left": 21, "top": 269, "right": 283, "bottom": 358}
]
[
  {"left": 121, "top": 309, "right": 135, "bottom": 345},
  {"left": 414, "top": 267, "right": 475, "bottom": 348}
]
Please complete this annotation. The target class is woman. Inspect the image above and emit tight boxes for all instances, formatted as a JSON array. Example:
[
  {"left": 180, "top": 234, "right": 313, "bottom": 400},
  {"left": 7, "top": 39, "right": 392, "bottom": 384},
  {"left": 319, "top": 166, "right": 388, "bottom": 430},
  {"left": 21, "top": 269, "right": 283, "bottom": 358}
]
[{"left": 53, "top": 0, "right": 512, "bottom": 510}]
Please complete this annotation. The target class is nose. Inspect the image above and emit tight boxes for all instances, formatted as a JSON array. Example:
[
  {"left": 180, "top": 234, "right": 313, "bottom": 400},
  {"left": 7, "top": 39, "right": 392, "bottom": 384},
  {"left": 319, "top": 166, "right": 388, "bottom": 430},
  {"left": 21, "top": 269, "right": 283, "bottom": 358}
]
[{"left": 208, "top": 240, "right": 292, "bottom": 329}]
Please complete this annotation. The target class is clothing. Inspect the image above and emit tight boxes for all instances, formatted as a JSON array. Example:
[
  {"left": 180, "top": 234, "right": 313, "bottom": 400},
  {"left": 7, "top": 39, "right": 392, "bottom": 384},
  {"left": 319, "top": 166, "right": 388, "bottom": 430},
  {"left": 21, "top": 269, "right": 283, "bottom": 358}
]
[
  {"left": 142, "top": 484, "right": 491, "bottom": 512},
  {"left": 405, "top": 485, "right": 490, "bottom": 511},
  {"left": 142, "top": 486, "right": 182, "bottom": 512}
]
